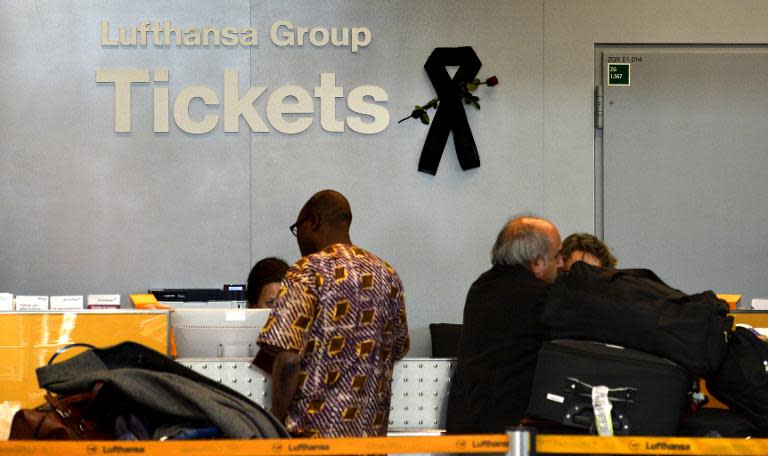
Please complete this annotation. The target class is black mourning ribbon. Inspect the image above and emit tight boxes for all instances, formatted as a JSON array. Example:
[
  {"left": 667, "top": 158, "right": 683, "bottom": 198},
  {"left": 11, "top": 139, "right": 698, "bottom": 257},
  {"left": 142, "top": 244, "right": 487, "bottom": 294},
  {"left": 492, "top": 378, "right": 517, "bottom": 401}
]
[{"left": 418, "top": 47, "right": 482, "bottom": 175}]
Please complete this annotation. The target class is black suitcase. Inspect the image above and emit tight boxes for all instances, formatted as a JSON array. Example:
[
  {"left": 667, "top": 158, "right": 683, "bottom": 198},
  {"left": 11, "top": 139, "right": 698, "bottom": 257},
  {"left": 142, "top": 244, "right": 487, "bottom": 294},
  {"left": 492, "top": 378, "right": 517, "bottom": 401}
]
[{"left": 526, "top": 340, "right": 692, "bottom": 436}]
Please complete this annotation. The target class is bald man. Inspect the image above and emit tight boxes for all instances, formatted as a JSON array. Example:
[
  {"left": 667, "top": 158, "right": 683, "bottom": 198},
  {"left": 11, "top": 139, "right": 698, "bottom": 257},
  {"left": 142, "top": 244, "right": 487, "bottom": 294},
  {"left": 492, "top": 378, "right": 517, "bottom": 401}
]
[
  {"left": 258, "top": 190, "right": 409, "bottom": 437},
  {"left": 446, "top": 215, "right": 563, "bottom": 434}
]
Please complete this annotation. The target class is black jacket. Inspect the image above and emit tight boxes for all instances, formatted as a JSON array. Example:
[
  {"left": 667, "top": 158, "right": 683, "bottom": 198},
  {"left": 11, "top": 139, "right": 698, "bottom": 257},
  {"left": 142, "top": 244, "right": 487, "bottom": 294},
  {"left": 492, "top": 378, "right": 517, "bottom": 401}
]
[{"left": 446, "top": 264, "right": 550, "bottom": 434}]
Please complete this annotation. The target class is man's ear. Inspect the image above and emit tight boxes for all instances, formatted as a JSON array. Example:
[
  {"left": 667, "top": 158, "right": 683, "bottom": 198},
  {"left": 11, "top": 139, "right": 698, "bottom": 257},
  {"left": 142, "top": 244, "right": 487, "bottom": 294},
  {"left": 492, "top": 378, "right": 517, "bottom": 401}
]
[
  {"left": 307, "top": 213, "right": 322, "bottom": 232},
  {"left": 529, "top": 258, "right": 545, "bottom": 279}
]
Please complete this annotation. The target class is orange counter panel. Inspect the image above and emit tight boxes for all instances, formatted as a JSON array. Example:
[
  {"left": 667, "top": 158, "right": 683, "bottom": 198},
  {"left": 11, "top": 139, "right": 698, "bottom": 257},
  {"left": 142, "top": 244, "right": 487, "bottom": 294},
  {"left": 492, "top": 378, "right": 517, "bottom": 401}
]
[{"left": 0, "top": 311, "right": 169, "bottom": 408}]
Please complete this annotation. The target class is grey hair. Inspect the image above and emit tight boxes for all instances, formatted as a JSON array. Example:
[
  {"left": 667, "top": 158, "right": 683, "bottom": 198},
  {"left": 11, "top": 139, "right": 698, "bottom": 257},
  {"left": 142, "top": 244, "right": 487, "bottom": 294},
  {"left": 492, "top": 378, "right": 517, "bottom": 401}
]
[{"left": 491, "top": 215, "right": 552, "bottom": 266}]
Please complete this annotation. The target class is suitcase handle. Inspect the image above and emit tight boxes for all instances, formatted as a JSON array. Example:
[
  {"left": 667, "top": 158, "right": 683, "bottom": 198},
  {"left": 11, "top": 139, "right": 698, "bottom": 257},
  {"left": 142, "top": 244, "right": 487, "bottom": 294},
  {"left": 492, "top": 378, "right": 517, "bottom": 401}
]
[
  {"left": 48, "top": 343, "right": 96, "bottom": 365},
  {"left": 567, "top": 377, "right": 637, "bottom": 403},
  {"left": 563, "top": 402, "right": 631, "bottom": 435}
]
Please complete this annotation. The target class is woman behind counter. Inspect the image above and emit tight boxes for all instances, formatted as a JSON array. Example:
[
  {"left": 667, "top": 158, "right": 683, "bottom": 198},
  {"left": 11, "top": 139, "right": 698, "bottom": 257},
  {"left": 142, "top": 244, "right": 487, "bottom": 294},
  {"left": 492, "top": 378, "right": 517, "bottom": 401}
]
[{"left": 246, "top": 257, "right": 289, "bottom": 308}]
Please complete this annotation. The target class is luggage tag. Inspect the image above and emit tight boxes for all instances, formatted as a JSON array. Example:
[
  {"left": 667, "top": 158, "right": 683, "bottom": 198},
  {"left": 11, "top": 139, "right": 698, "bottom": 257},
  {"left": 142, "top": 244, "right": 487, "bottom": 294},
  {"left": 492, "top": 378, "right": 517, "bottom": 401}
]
[{"left": 592, "top": 385, "right": 614, "bottom": 436}]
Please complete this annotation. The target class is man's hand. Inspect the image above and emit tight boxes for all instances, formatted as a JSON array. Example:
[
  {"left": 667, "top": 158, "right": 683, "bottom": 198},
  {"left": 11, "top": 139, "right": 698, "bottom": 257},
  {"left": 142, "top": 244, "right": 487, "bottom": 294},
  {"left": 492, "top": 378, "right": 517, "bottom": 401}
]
[{"left": 270, "top": 350, "right": 301, "bottom": 422}]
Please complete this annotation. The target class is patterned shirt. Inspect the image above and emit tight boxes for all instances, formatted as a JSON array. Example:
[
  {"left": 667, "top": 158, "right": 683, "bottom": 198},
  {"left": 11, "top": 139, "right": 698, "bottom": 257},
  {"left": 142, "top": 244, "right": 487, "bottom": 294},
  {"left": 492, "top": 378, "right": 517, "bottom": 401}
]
[{"left": 258, "top": 244, "right": 409, "bottom": 437}]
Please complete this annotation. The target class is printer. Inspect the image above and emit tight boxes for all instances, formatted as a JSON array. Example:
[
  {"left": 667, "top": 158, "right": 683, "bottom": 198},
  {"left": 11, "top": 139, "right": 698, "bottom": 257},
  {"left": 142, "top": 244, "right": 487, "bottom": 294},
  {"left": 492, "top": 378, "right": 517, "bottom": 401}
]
[{"left": 149, "top": 284, "right": 246, "bottom": 309}]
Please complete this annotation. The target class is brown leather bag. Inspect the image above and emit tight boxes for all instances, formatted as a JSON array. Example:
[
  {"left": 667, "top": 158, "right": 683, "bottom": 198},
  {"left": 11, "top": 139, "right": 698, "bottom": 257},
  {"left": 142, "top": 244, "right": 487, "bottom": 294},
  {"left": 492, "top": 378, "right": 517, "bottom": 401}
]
[
  {"left": 9, "top": 381, "right": 112, "bottom": 440},
  {"left": 10, "top": 343, "right": 114, "bottom": 440}
]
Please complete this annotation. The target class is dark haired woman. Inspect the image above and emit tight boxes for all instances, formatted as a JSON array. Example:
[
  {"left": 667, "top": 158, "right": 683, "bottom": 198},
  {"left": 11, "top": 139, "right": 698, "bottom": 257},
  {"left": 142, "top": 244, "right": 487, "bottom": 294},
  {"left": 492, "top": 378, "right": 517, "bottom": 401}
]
[{"left": 246, "top": 257, "right": 289, "bottom": 308}]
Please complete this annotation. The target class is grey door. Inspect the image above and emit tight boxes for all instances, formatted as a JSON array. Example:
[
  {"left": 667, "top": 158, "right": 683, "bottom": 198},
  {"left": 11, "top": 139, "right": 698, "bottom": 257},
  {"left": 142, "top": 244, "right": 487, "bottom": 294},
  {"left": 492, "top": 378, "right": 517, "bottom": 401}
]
[{"left": 597, "top": 47, "right": 768, "bottom": 307}]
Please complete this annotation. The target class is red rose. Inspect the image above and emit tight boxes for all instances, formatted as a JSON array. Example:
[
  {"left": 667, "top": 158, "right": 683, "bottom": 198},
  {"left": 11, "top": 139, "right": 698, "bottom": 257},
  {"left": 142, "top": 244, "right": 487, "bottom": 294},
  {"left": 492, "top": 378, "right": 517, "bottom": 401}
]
[{"left": 486, "top": 76, "right": 498, "bottom": 87}]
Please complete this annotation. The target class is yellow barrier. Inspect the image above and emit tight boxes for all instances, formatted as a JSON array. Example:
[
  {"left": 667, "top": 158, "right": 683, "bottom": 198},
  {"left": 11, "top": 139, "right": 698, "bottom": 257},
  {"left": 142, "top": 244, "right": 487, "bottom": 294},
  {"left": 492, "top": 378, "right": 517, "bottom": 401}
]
[
  {"left": 2, "top": 435, "right": 768, "bottom": 455},
  {"left": 539, "top": 435, "right": 768, "bottom": 455}
]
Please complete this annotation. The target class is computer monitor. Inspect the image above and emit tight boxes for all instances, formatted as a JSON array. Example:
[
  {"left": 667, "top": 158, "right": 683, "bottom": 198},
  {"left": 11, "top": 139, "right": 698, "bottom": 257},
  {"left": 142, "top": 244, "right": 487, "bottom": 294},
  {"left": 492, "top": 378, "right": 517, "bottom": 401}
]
[{"left": 171, "top": 308, "right": 270, "bottom": 358}]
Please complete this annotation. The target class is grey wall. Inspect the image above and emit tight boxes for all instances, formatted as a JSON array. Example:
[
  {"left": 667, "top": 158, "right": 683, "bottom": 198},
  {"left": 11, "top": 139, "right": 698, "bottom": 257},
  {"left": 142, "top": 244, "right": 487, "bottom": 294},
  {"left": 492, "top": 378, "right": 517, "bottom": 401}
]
[
  {"left": 248, "top": 0, "right": 545, "bottom": 355},
  {"left": 1, "top": 1, "right": 252, "bottom": 295},
  {"left": 3, "top": 0, "right": 768, "bottom": 355}
]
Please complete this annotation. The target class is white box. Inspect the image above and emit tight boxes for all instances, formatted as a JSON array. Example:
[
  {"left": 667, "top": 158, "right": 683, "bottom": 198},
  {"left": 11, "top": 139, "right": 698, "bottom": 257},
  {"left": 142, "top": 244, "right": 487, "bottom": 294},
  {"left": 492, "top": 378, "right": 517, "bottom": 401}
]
[
  {"left": 50, "top": 295, "right": 84, "bottom": 311},
  {"left": 87, "top": 294, "right": 121, "bottom": 309},
  {"left": 0, "top": 293, "right": 13, "bottom": 311},
  {"left": 15, "top": 295, "right": 49, "bottom": 311},
  {"left": 751, "top": 298, "right": 768, "bottom": 310}
]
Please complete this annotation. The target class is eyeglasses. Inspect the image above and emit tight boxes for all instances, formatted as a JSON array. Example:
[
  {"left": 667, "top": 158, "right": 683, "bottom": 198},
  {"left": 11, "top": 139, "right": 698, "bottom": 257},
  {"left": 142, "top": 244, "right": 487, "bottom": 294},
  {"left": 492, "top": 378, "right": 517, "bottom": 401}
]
[{"left": 289, "top": 216, "right": 311, "bottom": 237}]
